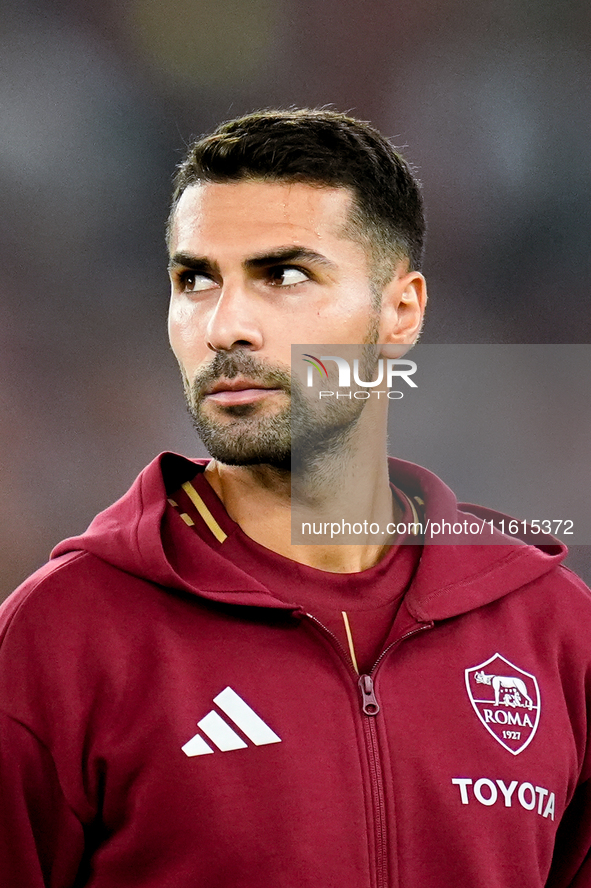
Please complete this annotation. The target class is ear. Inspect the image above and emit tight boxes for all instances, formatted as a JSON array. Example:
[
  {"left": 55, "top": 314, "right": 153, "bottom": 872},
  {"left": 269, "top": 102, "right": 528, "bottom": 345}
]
[{"left": 377, "top": 268, "right": 427, "bottom": 357}]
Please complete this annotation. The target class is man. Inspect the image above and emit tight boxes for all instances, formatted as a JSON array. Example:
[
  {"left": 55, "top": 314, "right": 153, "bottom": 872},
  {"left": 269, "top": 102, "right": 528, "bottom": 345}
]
[{"left": 0, "top": 109, "right": 590, "bottom": 887}]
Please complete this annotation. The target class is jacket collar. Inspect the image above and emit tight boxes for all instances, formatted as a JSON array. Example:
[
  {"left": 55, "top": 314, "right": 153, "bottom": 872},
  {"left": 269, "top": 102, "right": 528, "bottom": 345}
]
[{"left": 52, "top": 452, "right": 567, "bottom": 621}]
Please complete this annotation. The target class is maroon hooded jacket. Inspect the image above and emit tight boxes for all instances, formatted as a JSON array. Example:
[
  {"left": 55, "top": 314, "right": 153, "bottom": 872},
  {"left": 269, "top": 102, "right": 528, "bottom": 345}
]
[{"left": 1, "top": 452, "right": 590, "bottom": 888}]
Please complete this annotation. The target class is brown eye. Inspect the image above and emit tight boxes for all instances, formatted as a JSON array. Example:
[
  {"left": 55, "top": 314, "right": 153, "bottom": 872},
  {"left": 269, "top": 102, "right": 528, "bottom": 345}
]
[
  {"left": 270, "top": 267, "right": 309, "bottom": 286},
  {"left": 181, "top": 272, "right": 214, "bottom": 292}
]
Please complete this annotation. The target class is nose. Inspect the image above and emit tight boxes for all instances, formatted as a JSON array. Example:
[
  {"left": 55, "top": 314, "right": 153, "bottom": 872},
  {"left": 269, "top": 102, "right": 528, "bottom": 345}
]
[{"left": 205, "top": 284, "right": 264, "bottom": 353}]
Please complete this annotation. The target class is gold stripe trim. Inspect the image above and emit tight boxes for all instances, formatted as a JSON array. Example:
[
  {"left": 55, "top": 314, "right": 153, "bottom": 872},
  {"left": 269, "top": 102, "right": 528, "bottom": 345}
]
[
  {"left": 180, "top": 512, "right": 195, "bottom": 527},
  {"left": 400, "top": 491, "right": 420, "bottom": 535},
  {"left": 342, "top": 611, "right": 359, "bottom": 675},
  {"left": 181, "top": 481, "right": 228, "bottom": 543}
]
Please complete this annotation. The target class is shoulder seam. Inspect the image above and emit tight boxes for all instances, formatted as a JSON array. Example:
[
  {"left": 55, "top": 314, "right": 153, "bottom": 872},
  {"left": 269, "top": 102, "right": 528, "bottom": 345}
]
[{"left": 0, "top": 551, "right": 89, "bottom": 642}]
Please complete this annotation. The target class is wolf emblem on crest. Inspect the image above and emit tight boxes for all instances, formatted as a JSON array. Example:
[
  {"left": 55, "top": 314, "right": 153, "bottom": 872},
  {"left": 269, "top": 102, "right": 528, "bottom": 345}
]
[{"left": 465, "top": 654, "right": 541, "bottom": 755}]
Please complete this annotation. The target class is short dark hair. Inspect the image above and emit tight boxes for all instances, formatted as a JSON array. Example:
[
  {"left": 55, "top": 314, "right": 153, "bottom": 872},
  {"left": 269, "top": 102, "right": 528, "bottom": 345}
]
[{"left": 168, "top": 108, "right": 425, "bottom": 282}]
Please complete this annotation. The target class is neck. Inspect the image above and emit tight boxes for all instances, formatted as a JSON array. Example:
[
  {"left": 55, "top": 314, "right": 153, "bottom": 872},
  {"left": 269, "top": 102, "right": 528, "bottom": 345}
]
[{"left": 204, "top": 410, "right": 400, "bottom": 573}]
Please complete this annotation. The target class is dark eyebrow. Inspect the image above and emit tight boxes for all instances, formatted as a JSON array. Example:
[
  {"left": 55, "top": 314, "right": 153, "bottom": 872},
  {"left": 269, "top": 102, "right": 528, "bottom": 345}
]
[
  {"left": 168, "top": 253, "right": 220, "bottom": 275},
  {"left": 168, "top": 247, "right": 336, "bottom": 274},
  {"left": 244, "top": 247, "right": 337, "bottom": 271}
]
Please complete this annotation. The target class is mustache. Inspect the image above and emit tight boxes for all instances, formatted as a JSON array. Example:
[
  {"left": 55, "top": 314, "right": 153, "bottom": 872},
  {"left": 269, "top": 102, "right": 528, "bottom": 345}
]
[{"left": 190, "top": 351, "right": 292, "bottom": 400}]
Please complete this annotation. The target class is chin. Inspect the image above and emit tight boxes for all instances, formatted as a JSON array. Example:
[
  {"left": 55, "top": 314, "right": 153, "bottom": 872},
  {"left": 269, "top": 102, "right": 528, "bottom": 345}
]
[
  {"left": 214, "top": 452, "right": 292, "bottom": 471},
  {"left": 192, "top": 424, "right": 290, "bottom": 469},
  {"left": 204, "top": 438, "right": 292, "bottom": 470}
]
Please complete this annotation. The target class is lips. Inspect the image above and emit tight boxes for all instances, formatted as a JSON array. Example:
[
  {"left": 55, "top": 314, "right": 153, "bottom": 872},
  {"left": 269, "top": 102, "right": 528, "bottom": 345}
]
[
  {"left": 204, "top": 378, "right": 284, "bottom": 406},
  {"left": 207, "top": 378, "right": 271, "bottom": 395}
]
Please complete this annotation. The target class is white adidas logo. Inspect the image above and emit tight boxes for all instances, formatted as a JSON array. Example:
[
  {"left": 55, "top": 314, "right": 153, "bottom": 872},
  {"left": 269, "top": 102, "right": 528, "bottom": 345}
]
[{"left": 182, "top": 686, "right": 282, "bottom": 757}]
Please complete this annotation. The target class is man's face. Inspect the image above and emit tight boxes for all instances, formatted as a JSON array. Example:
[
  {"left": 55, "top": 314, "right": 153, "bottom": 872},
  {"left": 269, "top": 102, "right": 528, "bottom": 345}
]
[{"left": 167, "top": 180, "right": 407, "bottom": 467}]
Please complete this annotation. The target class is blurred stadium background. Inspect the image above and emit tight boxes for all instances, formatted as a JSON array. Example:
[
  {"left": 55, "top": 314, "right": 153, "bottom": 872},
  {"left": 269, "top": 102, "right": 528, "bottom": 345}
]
[{"left": 1, "top": 0, "right": 590, "bottom": 597}]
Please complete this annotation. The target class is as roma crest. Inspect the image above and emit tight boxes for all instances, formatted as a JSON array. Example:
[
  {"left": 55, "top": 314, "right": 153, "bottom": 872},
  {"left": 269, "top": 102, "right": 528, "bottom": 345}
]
[{"left": 465, "top": 654, "right": 541, "bottom": 755}]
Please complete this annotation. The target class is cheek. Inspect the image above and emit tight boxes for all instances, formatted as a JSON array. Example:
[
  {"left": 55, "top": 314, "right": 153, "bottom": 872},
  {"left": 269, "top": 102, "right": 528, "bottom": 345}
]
[
  {"left": 315, "top": 283, "right": 375, "bottom": 329},
  {"left": 168, "top": 300, "right": 207, "bottom": 364},
  {"left": 312, "top": 305, "right": 375, "bottom": 342}
]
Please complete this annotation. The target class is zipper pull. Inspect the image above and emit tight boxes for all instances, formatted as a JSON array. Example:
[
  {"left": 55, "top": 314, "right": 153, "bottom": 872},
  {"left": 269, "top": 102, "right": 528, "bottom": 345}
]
[{"left": 358, "top": 674, "right": 380, "bottom": 716}]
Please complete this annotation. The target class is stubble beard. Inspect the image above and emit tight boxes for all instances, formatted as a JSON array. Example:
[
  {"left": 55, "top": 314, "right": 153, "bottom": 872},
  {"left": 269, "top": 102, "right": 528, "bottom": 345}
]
[{"left": 184, "top": 340, "right": 381, "bottom": 472}]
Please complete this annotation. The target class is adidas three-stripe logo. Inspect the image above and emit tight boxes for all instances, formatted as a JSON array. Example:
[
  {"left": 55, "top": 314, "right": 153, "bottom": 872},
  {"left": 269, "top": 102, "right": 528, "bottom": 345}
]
[{"left": 182, "top": 687, "right": 282, "bottom": 756}]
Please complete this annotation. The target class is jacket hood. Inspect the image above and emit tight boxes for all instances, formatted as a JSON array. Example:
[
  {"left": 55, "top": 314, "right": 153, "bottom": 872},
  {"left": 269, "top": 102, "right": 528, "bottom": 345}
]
[
  {"left": 386, "top": 457, "right": 566, "bottom": 621},
  {"left": 52, "top": 452, "right": 567, "bottom": 622}
]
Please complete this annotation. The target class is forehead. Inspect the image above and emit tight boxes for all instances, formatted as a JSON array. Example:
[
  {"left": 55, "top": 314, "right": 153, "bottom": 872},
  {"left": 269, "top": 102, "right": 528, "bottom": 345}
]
[{"left": 169, "top": 180, "right": 361, "bottom": 259}]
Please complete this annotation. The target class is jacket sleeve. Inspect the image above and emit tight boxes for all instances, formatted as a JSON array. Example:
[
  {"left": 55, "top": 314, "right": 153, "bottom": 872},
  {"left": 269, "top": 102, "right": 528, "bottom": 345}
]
[{"left": 0, "top": 710, "right": 86, "bottom": 888}]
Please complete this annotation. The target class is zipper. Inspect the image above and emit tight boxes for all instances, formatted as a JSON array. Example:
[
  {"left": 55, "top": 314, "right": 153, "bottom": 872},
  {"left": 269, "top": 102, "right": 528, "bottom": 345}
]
[
  {"left": 304, "top": 614, "right": 433, "bottom": 888},
  {"left": 362, "top": 625, "right": 433, "bottom": 888},
  {"left": 359, "top": 673, "right": 380, "bottom": 715},
  {"left": 362, "top": 692, "right": 387, "bottom": 888},
  {"left": 304, "top": 613, "right": 359, "bottom": 677},
  {"left": 370, "top": 624, "right": 434, "bottom": 675}
]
